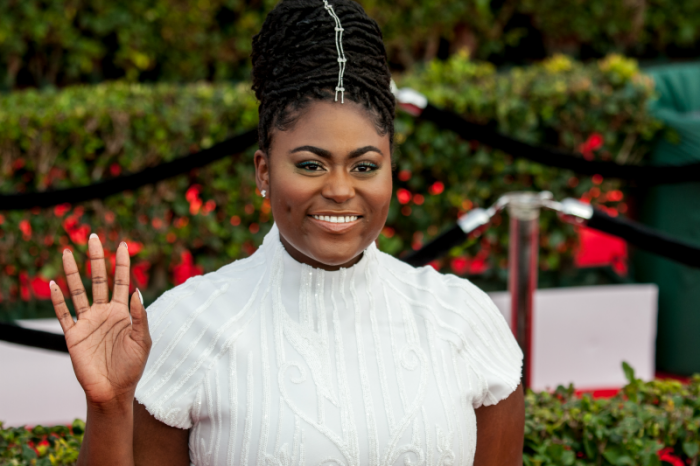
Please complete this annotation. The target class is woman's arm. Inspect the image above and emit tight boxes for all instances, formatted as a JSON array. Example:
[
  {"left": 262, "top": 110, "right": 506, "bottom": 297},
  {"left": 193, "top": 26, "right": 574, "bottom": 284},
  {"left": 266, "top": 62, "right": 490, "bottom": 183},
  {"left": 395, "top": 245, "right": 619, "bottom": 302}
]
[
  {"left": 133, "top": 401, "right": 190, "bottom": 466},
  {"left": 474, "top": 383, "right": 525, "bottom": 466}
]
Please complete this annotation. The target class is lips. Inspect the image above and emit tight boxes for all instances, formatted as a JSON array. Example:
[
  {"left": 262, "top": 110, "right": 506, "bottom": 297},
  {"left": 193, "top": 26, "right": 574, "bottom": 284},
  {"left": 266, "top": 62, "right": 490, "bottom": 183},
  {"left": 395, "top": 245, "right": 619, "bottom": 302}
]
[{"left": 308, "top": 214, "right": 362, "bottom": 233}]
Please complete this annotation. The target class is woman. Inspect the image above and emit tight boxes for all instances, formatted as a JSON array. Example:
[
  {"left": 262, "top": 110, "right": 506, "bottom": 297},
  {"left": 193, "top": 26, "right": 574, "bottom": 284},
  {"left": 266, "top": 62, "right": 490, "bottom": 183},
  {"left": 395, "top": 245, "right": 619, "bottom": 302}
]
[{"left": 49, "top": 0, "right": 524, "bottom": 464}]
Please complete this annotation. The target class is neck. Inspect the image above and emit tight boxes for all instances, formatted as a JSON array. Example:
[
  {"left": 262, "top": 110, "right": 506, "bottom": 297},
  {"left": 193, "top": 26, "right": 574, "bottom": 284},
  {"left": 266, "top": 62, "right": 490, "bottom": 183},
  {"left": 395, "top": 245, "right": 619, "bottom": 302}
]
[{"left": 279, "top": 233, "right": 363, "bottom": 271}]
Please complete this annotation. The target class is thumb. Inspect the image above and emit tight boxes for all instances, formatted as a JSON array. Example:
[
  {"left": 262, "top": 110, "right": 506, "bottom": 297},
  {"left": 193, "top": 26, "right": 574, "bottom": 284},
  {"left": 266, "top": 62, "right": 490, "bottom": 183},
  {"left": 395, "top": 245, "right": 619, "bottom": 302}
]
[{"left": 130, "top": 289, "right": 151, "bottom": 348}]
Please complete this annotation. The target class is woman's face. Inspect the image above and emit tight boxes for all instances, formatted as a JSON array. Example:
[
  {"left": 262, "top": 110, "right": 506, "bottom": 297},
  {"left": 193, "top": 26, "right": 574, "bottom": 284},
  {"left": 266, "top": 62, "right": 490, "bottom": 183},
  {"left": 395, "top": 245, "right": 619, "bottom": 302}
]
[{"left": 254, "top": 100, "right": 392, "bottom": 271}]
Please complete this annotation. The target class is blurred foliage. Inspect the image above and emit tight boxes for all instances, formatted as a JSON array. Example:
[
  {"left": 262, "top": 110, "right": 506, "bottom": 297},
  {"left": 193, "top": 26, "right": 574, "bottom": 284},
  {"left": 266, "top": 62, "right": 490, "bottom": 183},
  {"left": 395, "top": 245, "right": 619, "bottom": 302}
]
[
  {"left": 0, "top": 53, "right": 661, "bottom": 308},
  {"left": 1, "top": 0, "right": 700, "bottom": 90},
  {"left": 0, "top": 419, "right": 84, "bottom": 466},
  {"left": 523, "top": 364, "right": 700, "bottom": 466},
  {"left": 4, "top": 366, "right": 700, "bottom": 465}
]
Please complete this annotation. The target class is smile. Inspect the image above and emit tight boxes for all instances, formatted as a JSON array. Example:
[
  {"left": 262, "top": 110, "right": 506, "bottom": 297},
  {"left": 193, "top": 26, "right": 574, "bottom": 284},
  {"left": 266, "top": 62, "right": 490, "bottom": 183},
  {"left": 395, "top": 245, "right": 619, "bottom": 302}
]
[
  {"left": 311, "top": 215, "right": 359, "bottom": 223},
  {"left": 308, "top": 214, "right": 362, "bottom": 233}
]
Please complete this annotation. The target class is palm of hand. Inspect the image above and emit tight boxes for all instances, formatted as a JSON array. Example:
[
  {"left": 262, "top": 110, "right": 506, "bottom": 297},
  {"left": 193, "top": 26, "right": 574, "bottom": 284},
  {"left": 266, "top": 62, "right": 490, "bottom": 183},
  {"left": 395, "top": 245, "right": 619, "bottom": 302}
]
[{"left": 51, "top": 237, "right": 151, "bottom": 406}]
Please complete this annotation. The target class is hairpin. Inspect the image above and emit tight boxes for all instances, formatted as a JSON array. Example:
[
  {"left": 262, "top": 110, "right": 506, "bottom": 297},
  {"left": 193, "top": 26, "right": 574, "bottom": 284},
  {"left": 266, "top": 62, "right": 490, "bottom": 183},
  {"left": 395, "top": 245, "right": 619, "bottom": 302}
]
[{"left": 322, "top": 1, "right": 347, "bottom": 103}]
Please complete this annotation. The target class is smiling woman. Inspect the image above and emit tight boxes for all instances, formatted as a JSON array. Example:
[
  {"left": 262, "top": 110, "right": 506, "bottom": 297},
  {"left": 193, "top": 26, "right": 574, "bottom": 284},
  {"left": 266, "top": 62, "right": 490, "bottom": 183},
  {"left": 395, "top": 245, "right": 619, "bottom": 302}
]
[{"left": 49, "top": 1, "right": 524, "bottom": 465}]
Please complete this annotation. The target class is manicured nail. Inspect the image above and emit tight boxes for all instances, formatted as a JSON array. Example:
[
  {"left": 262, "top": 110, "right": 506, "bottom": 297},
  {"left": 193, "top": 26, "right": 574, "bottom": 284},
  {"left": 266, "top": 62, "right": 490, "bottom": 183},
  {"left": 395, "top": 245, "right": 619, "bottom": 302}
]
[
  {"left": 137, "top": 288, "right": 144, "bottom": 305},
  {"left": 63, "top": 249, "right": 72, "bottom": 255},
  {"left": 121, "top": 241, "right": 128, "bottom": 250},
  {"left": 89, "top": 233, "right": 98, "bottom": 240},
  {"left": 49, "top": 280, "right": 56, "bottom": 288}
]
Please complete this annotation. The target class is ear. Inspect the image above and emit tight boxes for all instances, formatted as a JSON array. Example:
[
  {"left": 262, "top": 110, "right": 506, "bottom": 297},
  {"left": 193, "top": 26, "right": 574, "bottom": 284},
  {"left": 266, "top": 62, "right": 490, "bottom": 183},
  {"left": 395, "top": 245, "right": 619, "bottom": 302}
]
[{"left": 254, "top": 149, "right": 270, "bottom": 195}]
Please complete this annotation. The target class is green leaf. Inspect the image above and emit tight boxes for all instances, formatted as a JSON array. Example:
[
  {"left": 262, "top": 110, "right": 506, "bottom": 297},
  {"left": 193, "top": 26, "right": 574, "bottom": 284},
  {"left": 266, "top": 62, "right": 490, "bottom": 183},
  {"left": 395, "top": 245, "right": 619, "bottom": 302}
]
[
  {"left": 683, "top": 442, "right": 700, "bottom": 459},
  {"left": 622, "top": 361, "right": 636, "bottom": 382}
]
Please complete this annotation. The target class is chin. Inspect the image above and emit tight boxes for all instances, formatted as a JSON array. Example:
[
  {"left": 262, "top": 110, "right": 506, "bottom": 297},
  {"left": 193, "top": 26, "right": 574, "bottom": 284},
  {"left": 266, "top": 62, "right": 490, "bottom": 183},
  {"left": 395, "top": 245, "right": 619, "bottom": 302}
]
[{"left": 308, "top": 244, "right": 364, "bottom": 268}]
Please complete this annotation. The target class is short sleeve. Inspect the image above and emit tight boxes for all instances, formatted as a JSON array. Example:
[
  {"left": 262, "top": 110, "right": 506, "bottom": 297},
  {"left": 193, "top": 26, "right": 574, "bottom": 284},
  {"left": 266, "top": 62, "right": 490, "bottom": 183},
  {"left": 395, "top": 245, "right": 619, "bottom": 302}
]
[
  {"left": 451, "top": 277, "right": 523, "bottom": 409},
  {"left": 135, "top": 275, "right": 214, "bottom": 429}
]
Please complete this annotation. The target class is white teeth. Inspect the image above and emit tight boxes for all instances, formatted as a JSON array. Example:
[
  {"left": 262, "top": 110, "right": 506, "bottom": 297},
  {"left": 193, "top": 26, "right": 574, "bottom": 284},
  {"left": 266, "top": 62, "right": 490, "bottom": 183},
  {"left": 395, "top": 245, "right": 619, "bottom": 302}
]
[{"left": 312, "top": 215, "right": 359, "bottom": 223}]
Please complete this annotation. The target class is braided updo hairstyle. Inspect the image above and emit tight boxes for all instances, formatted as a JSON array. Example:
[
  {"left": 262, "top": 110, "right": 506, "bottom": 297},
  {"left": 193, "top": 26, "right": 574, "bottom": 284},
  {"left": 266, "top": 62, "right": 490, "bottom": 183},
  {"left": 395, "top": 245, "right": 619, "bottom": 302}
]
[{"left": 252, "top": 0, "right": 395, "bottom": 154}]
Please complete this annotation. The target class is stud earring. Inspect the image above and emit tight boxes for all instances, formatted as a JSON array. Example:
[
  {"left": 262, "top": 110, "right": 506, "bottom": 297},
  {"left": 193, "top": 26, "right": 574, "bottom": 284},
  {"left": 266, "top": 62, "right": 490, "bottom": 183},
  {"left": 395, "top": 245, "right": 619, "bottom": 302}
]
[{"left": 261, "top": 190, "right": 266, "bottom": 198}]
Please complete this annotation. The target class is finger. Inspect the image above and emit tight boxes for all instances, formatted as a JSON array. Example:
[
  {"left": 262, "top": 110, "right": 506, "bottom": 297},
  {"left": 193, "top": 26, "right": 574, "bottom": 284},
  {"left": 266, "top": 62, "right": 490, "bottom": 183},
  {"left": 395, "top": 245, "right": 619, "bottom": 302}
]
[
  {"left": 113, "top": 241, "right": 130, "bottom": 306},
  {"left": 130, "top": 289, "right": 151, "bottom": 348},
  {"left": 49, "top": 280, "right": 75, "bottom": 334},
  {"left": 62, "top": 249, "right": 90, "bottom": 317},
  {"left": 88, "top": 233, "right": 109, "bottom": 305}
]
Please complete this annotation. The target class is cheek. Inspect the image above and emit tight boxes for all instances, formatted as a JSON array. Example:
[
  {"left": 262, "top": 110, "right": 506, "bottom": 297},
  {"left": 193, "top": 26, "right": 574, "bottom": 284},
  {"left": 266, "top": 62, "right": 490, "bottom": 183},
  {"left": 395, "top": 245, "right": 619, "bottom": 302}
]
[{"left": 269, "top": 167, "right": 314, "bottom": 216}]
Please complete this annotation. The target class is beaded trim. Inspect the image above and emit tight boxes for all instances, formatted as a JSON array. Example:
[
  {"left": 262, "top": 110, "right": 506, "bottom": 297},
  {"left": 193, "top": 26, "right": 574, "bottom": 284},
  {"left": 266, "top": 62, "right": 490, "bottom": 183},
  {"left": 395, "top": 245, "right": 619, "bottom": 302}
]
[{"left": 322, "top": 1, "right": 347, "bottom": 103}]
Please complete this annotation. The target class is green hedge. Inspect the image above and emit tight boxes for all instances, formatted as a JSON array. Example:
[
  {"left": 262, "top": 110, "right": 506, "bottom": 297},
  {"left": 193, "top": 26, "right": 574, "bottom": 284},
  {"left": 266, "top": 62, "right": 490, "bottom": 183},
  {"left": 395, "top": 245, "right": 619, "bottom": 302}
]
[
  {"left": 3, "top": 367, "right": 700, "bottom": 465},
  {"left": 2, "top": 0, "right": 699, "bottom": 90},
  {"left": 0, "top": 53, "right": 661, "bottom": 309}
]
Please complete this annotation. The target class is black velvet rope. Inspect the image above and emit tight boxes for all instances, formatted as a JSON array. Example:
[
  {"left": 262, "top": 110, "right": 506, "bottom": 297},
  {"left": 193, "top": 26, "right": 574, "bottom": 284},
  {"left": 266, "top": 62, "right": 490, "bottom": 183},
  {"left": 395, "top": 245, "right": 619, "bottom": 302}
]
[
  {"left": 587, "top": 208, "right": 700, "bottom": 268},
  {"left": 0, "top": 129, "right": 259, "bottom": 211},
  {"left": 0, "top": 322, "right": 68, "bottom": 353},
  {"left": 401, "top": 224, "right": 467, "bottom": 267},
  {"left": 420, "top": 104, "right": 700, "bottom": 186}
]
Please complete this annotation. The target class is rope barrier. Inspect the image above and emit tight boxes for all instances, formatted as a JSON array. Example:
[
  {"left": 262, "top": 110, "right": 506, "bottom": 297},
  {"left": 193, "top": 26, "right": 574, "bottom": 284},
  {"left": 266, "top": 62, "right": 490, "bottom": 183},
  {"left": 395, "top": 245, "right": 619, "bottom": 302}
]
[
  {"left": 401, "top": 194, "right": 700, "bottom": 269},
  {"left": 587, "top": 208, "right": 700, "bottom": 268},
  {"left": 393, "top": 86, "right": 700, "bottom": 186},
  {"left": 419, "top": 103, "right": 700, "bottom": 186},
  {"left": 0, "top": 129, "right": 258, "bottom": 211},
  {"left": 0, "top": 322, "right": 68, "bottom": 353}
]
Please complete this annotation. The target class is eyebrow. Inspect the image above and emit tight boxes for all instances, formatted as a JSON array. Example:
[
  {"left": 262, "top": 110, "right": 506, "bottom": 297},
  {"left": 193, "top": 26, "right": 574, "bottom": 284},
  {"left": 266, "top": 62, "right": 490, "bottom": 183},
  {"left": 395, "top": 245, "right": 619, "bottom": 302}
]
[{"left": 289, "top": 145, "right": 383, "bottom": 159}]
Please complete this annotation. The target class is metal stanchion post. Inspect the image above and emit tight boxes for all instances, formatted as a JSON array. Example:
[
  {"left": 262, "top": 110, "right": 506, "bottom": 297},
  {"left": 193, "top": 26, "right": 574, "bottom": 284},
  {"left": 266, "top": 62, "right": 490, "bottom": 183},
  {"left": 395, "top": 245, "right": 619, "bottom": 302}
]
[{"left": 507, "top": 192, "right": 548, "bottom": 389}]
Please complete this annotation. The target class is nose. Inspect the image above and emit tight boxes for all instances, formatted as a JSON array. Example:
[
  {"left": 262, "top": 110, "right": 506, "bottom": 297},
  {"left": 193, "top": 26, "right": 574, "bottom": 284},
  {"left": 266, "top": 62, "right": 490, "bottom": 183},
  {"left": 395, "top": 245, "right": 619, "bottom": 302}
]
[{"left": 321, "top": 169, "right": 355, "bottom": 204}]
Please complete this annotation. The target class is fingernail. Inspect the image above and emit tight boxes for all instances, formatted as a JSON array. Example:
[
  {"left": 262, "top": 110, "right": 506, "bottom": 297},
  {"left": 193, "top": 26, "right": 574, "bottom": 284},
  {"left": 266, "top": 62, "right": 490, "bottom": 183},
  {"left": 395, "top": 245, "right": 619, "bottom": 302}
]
[
  {"left": 121, "top": 241, "right": 128, "bottom": 250},
  {"left": 89, "top": 233, "right": 98, "bottom": 240},
  {"left": 49, "top": 280, "right": 56, "bottom": 288},
  {"left": 63, "top": 249, "right": 72, "bottom": 255},
  {"left": 137, "top": 288, "right": 144, "bottom": 305}
]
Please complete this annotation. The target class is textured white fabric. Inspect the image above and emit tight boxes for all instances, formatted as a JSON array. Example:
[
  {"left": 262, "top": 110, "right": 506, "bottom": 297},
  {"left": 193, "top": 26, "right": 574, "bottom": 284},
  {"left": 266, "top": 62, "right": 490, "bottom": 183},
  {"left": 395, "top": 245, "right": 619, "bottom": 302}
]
[{"left": 135, "top": 223, "right": 522, "bottom": 466}]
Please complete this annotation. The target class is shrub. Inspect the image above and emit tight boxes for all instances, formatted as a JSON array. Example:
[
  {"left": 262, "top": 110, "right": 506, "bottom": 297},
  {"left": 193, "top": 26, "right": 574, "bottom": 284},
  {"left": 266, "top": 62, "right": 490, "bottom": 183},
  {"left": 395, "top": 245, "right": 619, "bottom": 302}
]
[
  {"left": 2, "top": 0, "right": 700, "bottom": 90},
  {"left": 524, "top": 364, "right": 700, "bottom": 466},
  {"left": 0, "top": 53, "right": 661, "bottom": 308},
  {"left": 3, "top": 367, "right": 700, "bottom": 465},
  {"left": 0, "top": 419, "right": 84, "bottom": 466}
]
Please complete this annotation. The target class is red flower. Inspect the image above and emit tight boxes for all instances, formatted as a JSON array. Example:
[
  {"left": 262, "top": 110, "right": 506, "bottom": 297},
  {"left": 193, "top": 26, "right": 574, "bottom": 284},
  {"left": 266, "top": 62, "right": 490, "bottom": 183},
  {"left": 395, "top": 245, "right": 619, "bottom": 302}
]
[
  {"left": 429, "top": 181, "right": 445, "bottom": 195},
  {"left": 109, "top": 163, "right": 121, "bottom": 177},
  {"left": 398, "top": 170, "right": 411, "bottom": 182},
  {"left": 19, "top": 272, "right": 30, "bottom": 301},
  {"left": 413, "top": 194, "right": 425, "bottom": 205},
  {"left": 126, "top": 241, "right": 143, "bottom": 256},
  {"left": 396, "top": 188, "right": 412, "bottom": 205},
  {"left": 54, "top": 203, "right": 71, "bottom": 217},
  {"left": 451, "top": 257, "right": 469, "bottom": 275},
  {"left": 578, "top": 133, "right": 605, "bottom": 161},
  {"left": 132, "top": 262, "right": 151, "bottom": 289},
  {"left": 19, "top": 220, "right": 32, "bottom": 239},
  {"left": 68, "top": 224, "right": 91, "bottom": 245},
  {"left": 657, "top": 447, "right": 683, "bottom": 466},
  {"left": 172, "top": 251, "right": 203, "bottom": 285},
  {"left": 30, "top": 276, "right": 52, "bottom": 300}
]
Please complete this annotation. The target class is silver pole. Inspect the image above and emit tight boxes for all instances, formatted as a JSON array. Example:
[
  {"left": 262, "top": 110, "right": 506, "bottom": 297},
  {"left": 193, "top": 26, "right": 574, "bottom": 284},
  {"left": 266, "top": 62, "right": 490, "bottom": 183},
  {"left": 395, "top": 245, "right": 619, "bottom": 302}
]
[{"left": 507, "top": 192, "right": 546, "bottom": 389}]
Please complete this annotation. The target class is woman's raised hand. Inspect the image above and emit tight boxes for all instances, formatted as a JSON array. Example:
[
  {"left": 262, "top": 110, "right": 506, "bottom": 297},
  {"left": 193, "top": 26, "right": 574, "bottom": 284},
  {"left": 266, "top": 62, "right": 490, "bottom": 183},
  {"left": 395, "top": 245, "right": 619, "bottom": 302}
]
[{"left": 50, "top": 234, "right": 152, "bottom": 407}]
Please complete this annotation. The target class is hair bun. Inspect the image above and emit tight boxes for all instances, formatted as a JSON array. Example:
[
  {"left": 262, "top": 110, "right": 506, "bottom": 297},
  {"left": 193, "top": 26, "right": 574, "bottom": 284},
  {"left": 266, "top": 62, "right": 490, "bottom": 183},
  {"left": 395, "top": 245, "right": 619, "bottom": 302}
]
[{"left": 252, "top": 0, "right": 395, "bottom": 152}]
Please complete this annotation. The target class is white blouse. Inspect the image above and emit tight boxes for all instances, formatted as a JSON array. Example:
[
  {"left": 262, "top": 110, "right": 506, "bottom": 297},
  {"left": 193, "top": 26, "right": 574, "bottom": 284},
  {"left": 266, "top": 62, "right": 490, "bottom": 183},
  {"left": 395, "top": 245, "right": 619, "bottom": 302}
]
[{"left": 135, "top": 223, "right": 522, "bottom": 466}]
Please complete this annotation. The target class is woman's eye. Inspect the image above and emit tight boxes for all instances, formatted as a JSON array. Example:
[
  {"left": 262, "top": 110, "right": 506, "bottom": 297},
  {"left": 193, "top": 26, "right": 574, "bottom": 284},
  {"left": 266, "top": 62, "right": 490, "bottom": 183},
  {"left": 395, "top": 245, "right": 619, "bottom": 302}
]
[
  {"left": 354, "top": 162, "right": 379, "bottom": 173},
  {"left": 297, "top": 161, "right": 325, "bottom": 171}
]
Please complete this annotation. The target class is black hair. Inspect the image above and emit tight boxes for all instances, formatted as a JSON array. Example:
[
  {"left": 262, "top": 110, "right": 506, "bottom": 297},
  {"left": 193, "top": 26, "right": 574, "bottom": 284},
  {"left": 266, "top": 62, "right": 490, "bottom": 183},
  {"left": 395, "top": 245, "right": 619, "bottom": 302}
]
[{"left": 251, "top": 0, "right": 395, "bottom": 154}]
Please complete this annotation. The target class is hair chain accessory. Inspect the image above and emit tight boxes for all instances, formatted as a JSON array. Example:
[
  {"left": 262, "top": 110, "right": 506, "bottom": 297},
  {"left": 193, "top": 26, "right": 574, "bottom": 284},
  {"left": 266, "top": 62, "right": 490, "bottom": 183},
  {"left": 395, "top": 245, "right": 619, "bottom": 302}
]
[{"left": 322, "top": 1, "right": 347, "bottom": 103}]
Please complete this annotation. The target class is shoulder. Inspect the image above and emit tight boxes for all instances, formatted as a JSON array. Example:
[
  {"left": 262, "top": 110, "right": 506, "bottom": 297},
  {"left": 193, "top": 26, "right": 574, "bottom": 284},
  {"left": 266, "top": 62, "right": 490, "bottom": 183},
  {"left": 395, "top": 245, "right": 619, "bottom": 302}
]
[
  {"left": 145, "top": 251, "right": 267, "bottom": 326},
  {"left": 375, "top": 249, "right": 522, "bottom": 407},
  {"left": 135, "top": 251, "right": 267, "bottom": 428}
]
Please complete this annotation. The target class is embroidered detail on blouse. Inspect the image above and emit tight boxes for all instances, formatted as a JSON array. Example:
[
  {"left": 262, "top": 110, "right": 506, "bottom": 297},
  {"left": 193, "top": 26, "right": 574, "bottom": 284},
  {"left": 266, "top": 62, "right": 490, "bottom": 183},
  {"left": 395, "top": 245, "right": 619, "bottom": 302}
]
[{"left": 134, "top": 223, "right": 523, "bottom": 465}]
